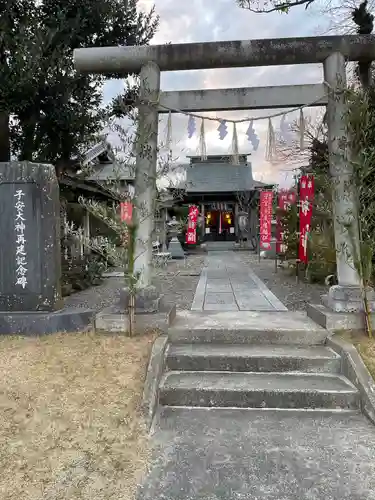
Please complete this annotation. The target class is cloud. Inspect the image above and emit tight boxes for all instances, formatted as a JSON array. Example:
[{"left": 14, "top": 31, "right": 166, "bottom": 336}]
[{"left": 102, "top": 0, "right": 328, "bottom": 187}]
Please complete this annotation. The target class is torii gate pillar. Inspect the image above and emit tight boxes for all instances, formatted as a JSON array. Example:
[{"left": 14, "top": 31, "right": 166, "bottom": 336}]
[
  {"left": 133, "top": 61, "right": 160, "bottom": 289},
  {"left": 117, "top": 61, "right": 162, "bottom": 314},
  {"left": 323, "top": 52, "right": 375, "bottom": 313}
]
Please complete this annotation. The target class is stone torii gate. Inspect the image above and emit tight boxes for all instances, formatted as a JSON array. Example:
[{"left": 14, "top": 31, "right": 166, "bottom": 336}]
[{"left": 74, "top": 35, "right": 375, "bottom": 317}]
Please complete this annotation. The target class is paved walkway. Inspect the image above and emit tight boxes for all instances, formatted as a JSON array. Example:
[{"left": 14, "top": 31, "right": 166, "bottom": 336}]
[
  {"left": 140, "top": 408, "right": 375, "bottom": 500},
  {"left": 192, "top": 251, "right": 287, "bottom": 312}
]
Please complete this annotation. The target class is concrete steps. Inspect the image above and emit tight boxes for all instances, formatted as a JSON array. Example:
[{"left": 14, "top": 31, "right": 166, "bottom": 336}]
[
  {"left": 156, "top": 311, "right": 360, "bottom": 413},
  {"left": 166, "top": 344, "right": 341, "bottom": 373},
  {"left": 169, "top": 310, "right": 328, "bottom": 345},
  {"left": 159, "top": 371, "right": 360, "bottom": 410}
]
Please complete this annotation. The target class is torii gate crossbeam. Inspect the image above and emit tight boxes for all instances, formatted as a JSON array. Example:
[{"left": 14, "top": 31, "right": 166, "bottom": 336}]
[{"left": 74, "top": 35, "right": 375, "bottom": 74}]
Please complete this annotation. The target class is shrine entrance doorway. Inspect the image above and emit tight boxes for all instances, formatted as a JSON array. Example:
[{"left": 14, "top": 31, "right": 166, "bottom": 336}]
[{"left": 205, "top": 204, "right": 235, "bottom": 242}]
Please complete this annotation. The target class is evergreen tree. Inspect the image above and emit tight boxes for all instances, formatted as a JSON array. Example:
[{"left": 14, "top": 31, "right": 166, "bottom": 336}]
[
  {"left": 0, "top": 0, "right": 158, "bottom": 170},
  {"left": 352, "top": 0, "right": 374, "bottom": 87}
]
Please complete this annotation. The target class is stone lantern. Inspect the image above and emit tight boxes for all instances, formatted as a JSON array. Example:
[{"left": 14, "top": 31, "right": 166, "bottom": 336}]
[
  {"left": 238, "top": 211, "right": 249, "bottom": 247},
  {"left": 167, "top": 216, "right": 185, "bottom": 259}
]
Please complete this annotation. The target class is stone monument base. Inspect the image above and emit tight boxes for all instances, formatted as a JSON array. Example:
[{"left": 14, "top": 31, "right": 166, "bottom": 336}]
[
  {"left": 100, "top": 284, "right": 175, "bottom": 334},
  {"left": 119, "top": 285, "right": 162, "bottom": 313},
  {"left": 307, "top": 285, "right": 375, "bottom": 331},
  {"left": 0, "top": 307, "right": 95, "bottom": 335},
  {"left": 323, "top": 285, "right": 375, "bottom": 313},
  {"left": 307, "top": 303, "right": 375, "bottom": 331},
  {"left": 95, "top": 303, "right": 176, "bottom": 334}
]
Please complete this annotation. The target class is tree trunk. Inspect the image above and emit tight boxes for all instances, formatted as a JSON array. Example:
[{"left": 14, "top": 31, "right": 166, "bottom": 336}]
[
  {"left": 0, "top": 111, "right": 11, "bottom": 161},
  {"left": 19, "top": 114, "right": 38, "bottom": 161},
  {"left": 55, "top": 158, "right": 67, "bottom": 178},
  {"left": 358, "top": 63, "right": 372, "bottom": 89}
]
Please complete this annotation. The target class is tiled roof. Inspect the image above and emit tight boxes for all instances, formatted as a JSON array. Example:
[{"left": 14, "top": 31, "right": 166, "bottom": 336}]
[
  {"left": 86, "top": 161, "right": 135, "bottom": 181},
  {"left": 183, "top": 162, "right": 262, "bottom": 193}
]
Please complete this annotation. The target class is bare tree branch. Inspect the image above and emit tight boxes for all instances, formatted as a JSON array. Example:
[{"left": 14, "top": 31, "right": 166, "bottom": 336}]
[
  {"left": 312, "top": 0, "right": 375, "bottom": 36},
  {"left": 236, "top": 0, "right": 315, "bottom": 14},
  {"left": 272, "top": 111, "right": 326, "bottom": 166}
]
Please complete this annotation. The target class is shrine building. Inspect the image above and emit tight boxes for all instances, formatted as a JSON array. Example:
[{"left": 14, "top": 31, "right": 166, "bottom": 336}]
[{"left": 169, "top": 154, "right": 270, "bottom": 243}]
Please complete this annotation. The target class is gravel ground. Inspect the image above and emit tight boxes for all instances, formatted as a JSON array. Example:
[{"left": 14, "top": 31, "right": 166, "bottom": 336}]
[
  {"left": 65, "top": 251, "right": 326, "bottom": 313},
  {"left": 64, "top": 254, "right": 205, "bottom": 312},
  {"left": 153, "top": 254, "right": 205, "bottom": 310},
  {"left": 238, "top": 252, "right": 328, "bottom": 312}
]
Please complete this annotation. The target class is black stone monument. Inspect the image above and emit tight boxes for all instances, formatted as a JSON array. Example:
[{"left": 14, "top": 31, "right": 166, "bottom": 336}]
[{"left": 0, "top": 161, "right": 94, "bottom": 334}]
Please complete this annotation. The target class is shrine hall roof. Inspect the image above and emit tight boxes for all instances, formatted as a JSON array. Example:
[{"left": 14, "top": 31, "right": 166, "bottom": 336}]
[{"left": 181, "top": 162, "right": 266, "bottom": 193}]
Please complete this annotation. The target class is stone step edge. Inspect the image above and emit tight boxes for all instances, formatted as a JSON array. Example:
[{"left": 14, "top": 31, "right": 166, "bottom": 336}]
[
  {"left": 160, "top": 405, "right": 361, "bottom": 414},
  {"left": 169, "top": 325, "right": 325, "bottom": 333},
  {"left": 166, "top": 345, "right": 341, "bottom": 360},
  {"left": 165, "top": 347, "right": 342, "bottom": 373},
  {"left": 168, "top": 328, "right": 328, "bottom": 345},
  {"left": 160, "top": 371, "right": 358, "bottom": 392}
]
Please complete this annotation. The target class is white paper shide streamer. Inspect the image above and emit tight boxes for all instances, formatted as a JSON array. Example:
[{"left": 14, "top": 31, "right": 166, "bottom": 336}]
[
  {"left": 179, "top": 94, "right": 319, "bottom": 158},
  {"left": 231, "top": 122, "right": 239, "bottom": 164},
  {"left": 198, "top": 119, "right": 207, "bottom": 160},
  {"left": 265, "top": 118, "right": 276, "bottom": 161}
]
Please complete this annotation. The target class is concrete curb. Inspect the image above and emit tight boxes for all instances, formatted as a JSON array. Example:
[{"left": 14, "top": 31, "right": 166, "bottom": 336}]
[
  {"left": 191, "top": 261, "right": 208, "bottom": 311},
  {"left": 307, "top": 303, "right": 374, "bottom": 331},
  {"left": 327, "top": 335, "right": 375, "bottom": 425},
  {"left": 141, "top": 334, "right": 168, "bottom": 430},
  {"left": 95, "top": 304, "right": 176, "bottom": 334},
  {"left": 244, "top": 265, "right": 287, "bottom": 311},
  {"left": 0, "top": 308, "right": 95, "bottom": 335}
]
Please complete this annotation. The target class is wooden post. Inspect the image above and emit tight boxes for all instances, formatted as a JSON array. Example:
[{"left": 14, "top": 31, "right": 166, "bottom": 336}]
[
  {"left": 201, "top": 203, "right": 205, "bottom": 243},
  {"left": 83, "top": 210, "right": 90, "bottom": 254}
]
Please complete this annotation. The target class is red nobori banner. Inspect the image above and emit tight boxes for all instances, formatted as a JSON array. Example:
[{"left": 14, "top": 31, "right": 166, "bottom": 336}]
[
  {"left": 276, "top": 189, "right": 297, "bottom": 253},
  {"left": 120, "top": 202, "right": 133, "bottom": 224},
  {"left": 260, "top": 190, "right": 273, "bottom": 250},
  {"left": 186, "top": 205, "right": 199, "bottom": 245},
  {"left": 298, "top": 175, "right": 314, "bottom": 264}
]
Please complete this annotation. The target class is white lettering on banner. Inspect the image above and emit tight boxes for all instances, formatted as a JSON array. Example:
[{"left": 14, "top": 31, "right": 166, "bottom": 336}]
[
  {"left": 187, "top": 232, "right": 196, "bottom": 243},
  {"left": 14, "top": 189, "right": 27, "bottom": 289},
  {"left": 302, "top": 224, "right": 310, "bottom": 257},
  {"left": 186, "top": 205, "right": 199, "bottom": 245},
  {"left": 260, "top": 191, "right": 273, "bottom": 250},
  {"left": 190, "top": 206, "right": 199, "bottom": 219},
  {"left": 301, "top": 199, "right": 310, "bottom": 216}
]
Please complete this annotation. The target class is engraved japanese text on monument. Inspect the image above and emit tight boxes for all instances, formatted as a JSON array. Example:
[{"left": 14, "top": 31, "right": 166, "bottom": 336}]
[{"left": 14, "top": 189, "right": 28, "bottom": 289}]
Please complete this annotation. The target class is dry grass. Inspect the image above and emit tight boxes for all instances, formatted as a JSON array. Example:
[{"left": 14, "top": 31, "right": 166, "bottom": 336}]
[
  {"left": 0, "top": 331, "right": 156, "bottom": 500},
  {"left": 337, "top": 330, "right": 375, "bottom": 380}
]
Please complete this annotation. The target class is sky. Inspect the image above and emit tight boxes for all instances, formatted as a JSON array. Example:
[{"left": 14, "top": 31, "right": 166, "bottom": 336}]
[{"left": 102, "top": 0, "right": 335, "bottom": 187}]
